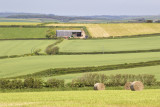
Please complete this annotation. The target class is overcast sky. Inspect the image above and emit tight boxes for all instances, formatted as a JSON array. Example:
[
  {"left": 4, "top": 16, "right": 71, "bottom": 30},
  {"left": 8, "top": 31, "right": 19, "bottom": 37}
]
[{"left": 0, "top": 0, "right": 160, "bottom": 16}]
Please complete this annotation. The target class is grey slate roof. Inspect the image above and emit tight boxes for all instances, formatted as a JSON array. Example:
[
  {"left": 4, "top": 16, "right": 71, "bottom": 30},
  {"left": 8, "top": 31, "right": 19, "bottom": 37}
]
[{"left": 56, "top": 30, "right": 81, "bottom": 37}]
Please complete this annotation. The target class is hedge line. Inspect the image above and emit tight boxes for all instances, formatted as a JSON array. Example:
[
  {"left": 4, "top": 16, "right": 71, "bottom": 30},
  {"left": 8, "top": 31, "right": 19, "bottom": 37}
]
[
  {"left": 0, "top": 54, "right": 33, "bottom": 59},
  {"left": 0, "top": 77, "right": 64, "bottom": 89},
  {"left": 45, "top": 38, "right": 63, "bottom": 55},
  {"left": 0, "top": 38, "right": 48, "bottom": 40},
  {"left": 11, "top": 60, "right": 160, "bottom": 79},
  {"left": 59, "top": 49, "right": 160, "bottom": 55},
  {"left": 1, "top": 74, "right": 159, "bottom": 89},
  {"left": 71, "top": 73, "right": 157, "bottom": 87},
  {"left": 0, "top": 53, "right": 48, "bottom": 60}
]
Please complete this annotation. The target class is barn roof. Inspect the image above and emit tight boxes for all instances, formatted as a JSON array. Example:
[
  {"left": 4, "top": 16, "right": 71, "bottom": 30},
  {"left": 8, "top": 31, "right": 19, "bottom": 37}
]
[
  {"left": 56, "top": 30, "right": 82, "bottom": 37},
  {"left": 56, "top": 30, "right": 82, "bottom": 32}
]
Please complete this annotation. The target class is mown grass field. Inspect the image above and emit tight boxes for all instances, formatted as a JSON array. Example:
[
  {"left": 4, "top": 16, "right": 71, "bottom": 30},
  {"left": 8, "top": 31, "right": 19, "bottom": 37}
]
[
  {"left": 1, "top": 52, "right": 160, "bottom": 78},
  {"left": 0, "top": 90, "right": 159, "bottom": 107},
  {"left": 0, "top": 27, "right": 49, "bottom": 39},
  {"left": 48, "top": 65, "right": 160, "bottom": 83},
  {"left": 0, "top": 40, "right": 55, "bottom": 56},
  {"left": 58, "top": 36, "right": 160, "bottom": 52},
  {"left": 0, "top": 27, "right": 82, "bottom": 39},
  {"left": 47, "top": 23, "right": 160, "bottom": 37}
]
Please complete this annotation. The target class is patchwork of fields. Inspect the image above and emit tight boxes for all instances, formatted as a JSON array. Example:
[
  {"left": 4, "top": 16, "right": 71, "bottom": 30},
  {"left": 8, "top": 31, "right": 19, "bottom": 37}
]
[
  {"left": 0, "top": 40, "right": 55, "bottom": 56},
  {"left": 0, "top": 90, "right": 160, "bottom": 107},
  {"left": 47, "top": 23, "right": 160, "bottom": 37},
  {"left": 0, "top": 52, "right": 160, "bottom": 78},
  {"left": 0, "top": 22, "right": 160, "bottom": 106},
  {"left": 58, "top": 36, "right": 160, "bottom": 52}
]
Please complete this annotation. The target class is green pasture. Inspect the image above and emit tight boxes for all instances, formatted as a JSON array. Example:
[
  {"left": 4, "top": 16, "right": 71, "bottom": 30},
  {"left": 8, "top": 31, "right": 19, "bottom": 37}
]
[
  {"left": 0, "top": 27, "right": 82, "bottom": 39},
  {"left": 0, "top": 90, "right": 159, "bottom": 107},
  {"left": 0, "top": 40, "right": 55, "bottom": 56},
  {"left": 58, "top": 36, "right": 160, "bottom": 52},
  {"left": 48, "top": 65, "right": 160, "bottom": 83},
  {"left": 1, "top": 52, "right": 160, "bottom": 78},
  {"left": 0, "top": 27, "right": 48, "bottom": 39}
]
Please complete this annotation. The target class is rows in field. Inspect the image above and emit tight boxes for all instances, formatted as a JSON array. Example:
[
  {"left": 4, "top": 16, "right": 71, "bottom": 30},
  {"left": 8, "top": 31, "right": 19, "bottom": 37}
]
[
  {"left": 58, "top": 36, "right": 160, "bottom": 52},
  {"left": 100, "top": 23, "right": 160, "bottom": 37},
  {"left": 47, "top": 23, "right": 160, "bottom": 37},
  {"left": 0, "top": 40, "right": 55, "bottom": 56},
  {"left": 1, "top": 52, "right": 160, "bottom": 78}
]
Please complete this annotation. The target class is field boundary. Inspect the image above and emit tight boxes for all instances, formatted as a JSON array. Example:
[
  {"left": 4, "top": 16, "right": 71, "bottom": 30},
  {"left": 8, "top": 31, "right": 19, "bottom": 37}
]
[
  {"left": 59, "top": 48, "right": 160, "bottom": 55},
  {"left": 10, "top": 60, "right": 160, "bottom": 79},
  {"left": 1, "top": 48, "right": 160, "bottom": 60},
  {"left": 88, "top": 33, "right": 160, "bottom": 39}
]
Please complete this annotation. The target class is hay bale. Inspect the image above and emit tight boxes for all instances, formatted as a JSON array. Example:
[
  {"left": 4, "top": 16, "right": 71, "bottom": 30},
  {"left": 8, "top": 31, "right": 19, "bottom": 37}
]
[
  {"left": 94, "top": 83, "right": 105, "bottom": 90},
  {"left": 130, "top": 81, "right": 144, "bottom": 91},
  {"left": 124, "top": 82, "right": 132, "bottom": 90}
]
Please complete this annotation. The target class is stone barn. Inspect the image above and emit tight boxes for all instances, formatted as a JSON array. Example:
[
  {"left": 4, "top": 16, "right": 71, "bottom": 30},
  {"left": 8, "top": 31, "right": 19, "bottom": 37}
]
[{"left": 56, "top": 30, "right": 85, "bottom": 38}]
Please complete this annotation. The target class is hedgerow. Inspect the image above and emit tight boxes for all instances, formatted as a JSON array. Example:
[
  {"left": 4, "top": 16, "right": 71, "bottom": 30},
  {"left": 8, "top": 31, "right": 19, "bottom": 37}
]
[
  {"left": 71, "top": 73, "right": 157, "bottom": 87},
  {"left": 12, "top": 60, "right": 160, "bottom": 79}
]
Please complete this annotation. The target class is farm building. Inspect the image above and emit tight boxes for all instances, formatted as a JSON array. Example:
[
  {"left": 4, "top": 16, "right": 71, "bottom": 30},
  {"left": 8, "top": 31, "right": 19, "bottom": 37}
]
[{"left": 56, "top": 30, "right": 85, "bottom": 38}]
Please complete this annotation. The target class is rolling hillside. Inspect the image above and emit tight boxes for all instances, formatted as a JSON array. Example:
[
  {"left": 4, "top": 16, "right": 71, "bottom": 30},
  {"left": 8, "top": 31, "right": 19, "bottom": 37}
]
[{"left": 1, "top": 52, "right": 160, "bottom": 78}]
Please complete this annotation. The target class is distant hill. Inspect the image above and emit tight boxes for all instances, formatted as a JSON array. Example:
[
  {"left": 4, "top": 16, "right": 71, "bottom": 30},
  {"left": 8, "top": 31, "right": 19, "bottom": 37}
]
[{"left": 0, "top": 12, "right": 160, "bottom": 23}]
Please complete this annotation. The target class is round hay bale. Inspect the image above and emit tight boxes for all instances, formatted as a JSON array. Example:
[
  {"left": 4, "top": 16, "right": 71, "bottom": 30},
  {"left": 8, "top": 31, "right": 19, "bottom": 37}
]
[
  {"left": 130, "top": 81, "right": 144, "bottom": 91},
  {"left": 124, "top": 82, "right": 132, "bottom": 90},
  {"left": 94, "top": 83, "right": 105, "bottom": 90}
]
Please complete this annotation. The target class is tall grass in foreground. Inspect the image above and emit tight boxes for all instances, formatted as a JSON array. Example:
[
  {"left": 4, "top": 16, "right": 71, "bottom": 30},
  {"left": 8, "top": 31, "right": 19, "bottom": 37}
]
[{"left": 0, "top": 90, "right": 159, "bottom": 107}]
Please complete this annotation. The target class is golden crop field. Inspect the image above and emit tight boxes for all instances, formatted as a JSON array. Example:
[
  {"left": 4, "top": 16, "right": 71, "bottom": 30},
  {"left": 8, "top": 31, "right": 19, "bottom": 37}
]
[
  {"left": 0, "top": 22, "right": 40, "bottom": 25},
  {"left": 47, "top": 23, "right": 160, "bottom": 38}
]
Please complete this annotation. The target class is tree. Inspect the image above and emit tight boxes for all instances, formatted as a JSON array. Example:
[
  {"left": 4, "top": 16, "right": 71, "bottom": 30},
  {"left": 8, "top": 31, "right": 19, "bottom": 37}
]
[{"left": 46, "top": 29, "right": 56, "bottom": 39}]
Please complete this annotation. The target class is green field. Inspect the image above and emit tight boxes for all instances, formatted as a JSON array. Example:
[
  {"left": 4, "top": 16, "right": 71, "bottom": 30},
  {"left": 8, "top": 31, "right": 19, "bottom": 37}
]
[
  {"left": 49, "top": 65, "right": 160, "bottom": 83},
  {"left": 0, "top": 27, "right": 49, "bottom": 39},
  {"left": 0, "top": 27, "right": 82, "bottom": 39},
  {"left": 1, "top": 52, "right": 160, "bottom": 78},
  {"left": 58, "top": 36, "right": 160, "bottom": 52},
  {"left": 0, "top": 90, "right": 159, "bottom": 107},
  {"left": 0, "top": 40, "right": 55, "bottom": 56}
]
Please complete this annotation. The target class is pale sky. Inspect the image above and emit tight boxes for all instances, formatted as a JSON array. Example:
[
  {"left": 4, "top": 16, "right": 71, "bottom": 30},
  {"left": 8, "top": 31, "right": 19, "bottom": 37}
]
[{"left": 0, "top": 0, "right": 160, "bottom": 16}]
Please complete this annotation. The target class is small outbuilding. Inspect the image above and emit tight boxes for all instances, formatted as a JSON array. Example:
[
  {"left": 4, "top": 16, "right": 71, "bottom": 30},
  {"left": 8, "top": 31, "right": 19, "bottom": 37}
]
[{"left": 56, "top": 30, "right": 85, "bottom": 38}]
